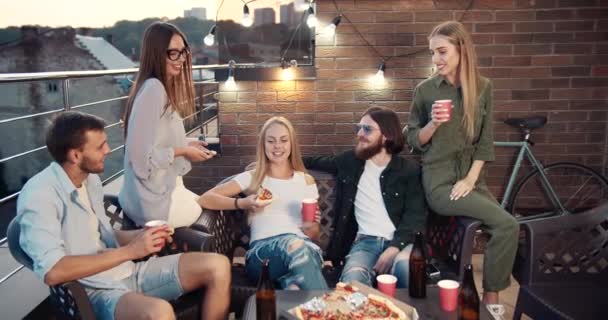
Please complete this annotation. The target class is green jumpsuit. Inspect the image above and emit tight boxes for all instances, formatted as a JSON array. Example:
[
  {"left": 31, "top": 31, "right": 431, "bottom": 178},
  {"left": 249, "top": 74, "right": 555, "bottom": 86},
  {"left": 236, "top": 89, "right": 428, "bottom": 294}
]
[{"left": 406, "top": 74, "right": 518, "bottom": 292}]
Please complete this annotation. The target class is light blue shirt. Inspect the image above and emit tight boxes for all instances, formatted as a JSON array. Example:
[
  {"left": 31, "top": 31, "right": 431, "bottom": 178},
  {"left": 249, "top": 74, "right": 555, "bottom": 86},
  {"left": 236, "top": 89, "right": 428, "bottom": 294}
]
[
  {"left": 17, "top": 162, "right": 134, "bottom": 290},
  {"left": 119, "top": 78, "right": 191, "bottom": 226}
]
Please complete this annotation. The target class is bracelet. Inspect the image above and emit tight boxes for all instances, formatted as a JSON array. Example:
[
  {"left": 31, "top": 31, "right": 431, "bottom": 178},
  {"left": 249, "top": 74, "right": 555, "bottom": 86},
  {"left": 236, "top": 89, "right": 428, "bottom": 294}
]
[{"left": 234, "top": 197, "right": 240, "bottom": 210}]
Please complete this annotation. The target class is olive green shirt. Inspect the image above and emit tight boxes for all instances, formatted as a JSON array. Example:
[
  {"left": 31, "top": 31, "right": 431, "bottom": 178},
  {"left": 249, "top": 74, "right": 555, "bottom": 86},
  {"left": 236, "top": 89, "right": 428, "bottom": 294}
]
[{"left": 407, "top": 74, "right": 494, "bottom": 167}]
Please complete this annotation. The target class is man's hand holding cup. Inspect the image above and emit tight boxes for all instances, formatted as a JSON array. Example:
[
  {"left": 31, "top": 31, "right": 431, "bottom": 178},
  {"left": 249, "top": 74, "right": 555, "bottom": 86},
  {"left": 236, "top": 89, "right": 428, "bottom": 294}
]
[{"left": 128, "top": 220, "right": 172, "bottom": 259}]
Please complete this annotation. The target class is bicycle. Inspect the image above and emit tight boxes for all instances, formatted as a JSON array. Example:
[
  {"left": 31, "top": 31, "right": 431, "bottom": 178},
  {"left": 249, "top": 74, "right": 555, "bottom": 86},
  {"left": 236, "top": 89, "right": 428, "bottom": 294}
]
[{"left": 495, "top": 115, "right": 608, "bottom": 222}]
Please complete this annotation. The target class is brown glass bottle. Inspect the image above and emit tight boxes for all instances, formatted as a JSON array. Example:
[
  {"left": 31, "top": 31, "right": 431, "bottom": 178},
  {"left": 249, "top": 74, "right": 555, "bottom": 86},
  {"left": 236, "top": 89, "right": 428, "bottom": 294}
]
[
  {"left": 256, "top": 259, "right": 276, "bottom": 320},
  {"left": 458, "top": 264, "right": 480, "bottom": 320},
  {"left": 408, "top": 231, "right": 427, "bottom": 298}
]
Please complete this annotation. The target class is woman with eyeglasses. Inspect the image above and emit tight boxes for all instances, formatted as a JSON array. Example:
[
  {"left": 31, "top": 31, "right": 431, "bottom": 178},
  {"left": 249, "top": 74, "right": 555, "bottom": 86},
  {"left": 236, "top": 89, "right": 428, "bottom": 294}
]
[
  {"left": 119, "top": 22, "right": 214, "bottom": 228},
  {"left": 406, "top": 21, "right": 517, "bottom": 316},
  {"left": 199, "top": 116, "right": 328, "bottom": 290}
]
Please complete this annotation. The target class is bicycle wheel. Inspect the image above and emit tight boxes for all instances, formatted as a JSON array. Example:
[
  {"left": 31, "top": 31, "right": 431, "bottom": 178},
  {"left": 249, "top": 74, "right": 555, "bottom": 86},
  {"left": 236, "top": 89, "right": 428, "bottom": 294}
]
[{"left": 508, "top": 162, "right": 608, "bottom": 220}]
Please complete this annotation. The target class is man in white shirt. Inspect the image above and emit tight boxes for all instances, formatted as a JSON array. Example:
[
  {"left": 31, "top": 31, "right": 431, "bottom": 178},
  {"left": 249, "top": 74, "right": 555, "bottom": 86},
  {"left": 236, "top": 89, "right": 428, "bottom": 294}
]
[
  {"left": 304, "top": 106, "right": 427, "bottom": 287},
  {"left": 17, "top": 111, "right": 230, "bottom": 320}
]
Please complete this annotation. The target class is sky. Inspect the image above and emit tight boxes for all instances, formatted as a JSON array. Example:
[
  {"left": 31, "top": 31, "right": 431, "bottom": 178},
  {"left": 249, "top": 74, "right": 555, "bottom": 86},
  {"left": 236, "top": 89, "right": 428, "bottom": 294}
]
[{"left": 0, "top": 0, "right": 297, "bottom": 28}]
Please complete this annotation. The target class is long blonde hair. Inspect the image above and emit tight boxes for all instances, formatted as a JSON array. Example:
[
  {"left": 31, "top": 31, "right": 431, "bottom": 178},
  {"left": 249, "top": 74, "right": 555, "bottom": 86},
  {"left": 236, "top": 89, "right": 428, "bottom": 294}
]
[
  {"left": 248, "top": 116, "right": 307, "bottom": 193},
  {"left": 123, "top": 22, "right": 195, "bottom": 137},
  {"left": 429, "top": 21, "right": 481, "bottom": 141}
]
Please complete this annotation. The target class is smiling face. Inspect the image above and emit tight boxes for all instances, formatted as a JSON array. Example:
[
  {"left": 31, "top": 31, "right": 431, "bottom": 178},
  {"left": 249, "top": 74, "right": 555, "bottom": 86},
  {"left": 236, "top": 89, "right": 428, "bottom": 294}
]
[
  {"left": 264, "top": 123, "right": 292, "bottom": 165},
  {"left": 429, "top": 35, "right": 461, "bottom": 83},
  {"left": 165, "top": 34, "right": 187, "bottom": 79}
]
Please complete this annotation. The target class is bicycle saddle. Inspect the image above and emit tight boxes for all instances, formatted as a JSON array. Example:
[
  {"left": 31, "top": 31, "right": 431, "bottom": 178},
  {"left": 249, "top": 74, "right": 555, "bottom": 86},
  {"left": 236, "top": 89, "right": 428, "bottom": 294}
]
[{"left": 504, "top": 116, "right": 547, "bottom": 130}]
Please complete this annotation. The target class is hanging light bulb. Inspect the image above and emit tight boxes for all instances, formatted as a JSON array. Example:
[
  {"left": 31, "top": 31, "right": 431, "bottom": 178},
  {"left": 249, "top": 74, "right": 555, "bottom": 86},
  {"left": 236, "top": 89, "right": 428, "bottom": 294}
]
[
  {"left": 242, "top": 4, "right": 253, "bottom": 27},
  {"left": 295, "top": 0, "right": 309, "bottom": 11},
  {"left": 225, "top": 69, "right": 236, "bottom": 89},
  {"left": 225, "top": 60, "right": 236, "bottom": 89},
  {"left": 306, "top": 6, "right": 317, "bottom": 28},
  {"left": 371, "top": 62, "right": 386, "bottom": 84},
  {"left": 323, "top": 15, "right": 342, "bottom": 36},
  {"left": 204, "top": 25, "right": 216, "bottom": 46},
  {"left": 280, "top": 59, "right": 297, "bottom": 81}
]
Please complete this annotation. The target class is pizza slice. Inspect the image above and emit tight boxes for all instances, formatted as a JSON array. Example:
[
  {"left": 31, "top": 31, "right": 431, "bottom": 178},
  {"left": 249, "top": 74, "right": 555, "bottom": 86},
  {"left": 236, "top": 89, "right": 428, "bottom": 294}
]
[
  {"left": 256, "top": 186, "right": 273, "bottom": 205},
  {"left": 366, "top": 294, "right": 408, "bottom": 320}
]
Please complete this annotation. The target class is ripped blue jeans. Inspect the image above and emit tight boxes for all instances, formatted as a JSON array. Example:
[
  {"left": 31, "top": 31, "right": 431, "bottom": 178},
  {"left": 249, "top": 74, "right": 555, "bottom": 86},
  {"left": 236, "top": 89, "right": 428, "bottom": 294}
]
[
  {"left": 340, "top": 234, "right": 413, "bottom": 288},
  {"left": 245, "top": 233, "right": 328, "bottom": 290}
]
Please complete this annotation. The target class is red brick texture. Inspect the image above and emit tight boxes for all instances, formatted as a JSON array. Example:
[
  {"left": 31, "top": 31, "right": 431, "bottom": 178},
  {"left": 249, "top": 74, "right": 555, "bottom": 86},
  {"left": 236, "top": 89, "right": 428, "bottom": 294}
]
[{"left": 188, "top": 0, "right": 608, "bottom": 202}]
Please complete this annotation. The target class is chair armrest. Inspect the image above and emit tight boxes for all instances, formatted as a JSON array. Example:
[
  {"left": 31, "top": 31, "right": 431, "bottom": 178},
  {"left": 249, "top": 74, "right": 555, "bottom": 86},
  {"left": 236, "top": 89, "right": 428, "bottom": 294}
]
[
  {"left": 50, "top": 281, "right": 96, "bottom": 320},
  {"left": 172, "top": 227, "right": 215, "bottom": 253},
  {"left": 427, "top": 214, "right": 481, "bottom": 281},
  {"left": 516, "top": 203, "right": 608, "bottom": 287},
  {"left": 103, "top": 194, "right": 137, "bottom": 230}
]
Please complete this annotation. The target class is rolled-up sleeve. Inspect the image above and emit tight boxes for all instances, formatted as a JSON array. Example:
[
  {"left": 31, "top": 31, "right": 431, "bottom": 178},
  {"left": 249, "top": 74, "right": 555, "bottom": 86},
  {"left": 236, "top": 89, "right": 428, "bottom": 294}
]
[
  {"left": 18, "top": 197, "right": 65, "bottom": 280},
  {"left": 473, "top": 81, "right": 495, "bottom": 162},
  {"left": 127, "top": 79, "right": 175, "bottom": 180},
  {"left": 406, "top": 86, "right": 430, "bottom": 153}
]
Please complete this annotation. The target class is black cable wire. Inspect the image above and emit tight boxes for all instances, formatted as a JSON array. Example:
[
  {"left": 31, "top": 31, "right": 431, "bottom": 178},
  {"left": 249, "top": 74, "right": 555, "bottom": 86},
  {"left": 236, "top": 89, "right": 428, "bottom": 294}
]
[
  {"left": 279, "top": 5, "right": 308, "bottom": 62},
  {"left": 216, "top": 0, "right": 226, "bottom": 22},
  {"left": 328, "top": 0, "right": 477, "bottom": 63},
  {"left": 331, "top": 0, "right": 385, "bottom": 62}
]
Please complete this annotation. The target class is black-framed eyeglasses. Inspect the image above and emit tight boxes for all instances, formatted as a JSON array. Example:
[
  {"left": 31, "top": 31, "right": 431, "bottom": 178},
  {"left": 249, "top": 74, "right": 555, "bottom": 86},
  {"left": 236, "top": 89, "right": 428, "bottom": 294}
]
[
  {"left": 166, "top": 47, "right": 190, "bottom": 61},
  {"left": 355, "top": 124, "right": 379, "bottom": 135}
]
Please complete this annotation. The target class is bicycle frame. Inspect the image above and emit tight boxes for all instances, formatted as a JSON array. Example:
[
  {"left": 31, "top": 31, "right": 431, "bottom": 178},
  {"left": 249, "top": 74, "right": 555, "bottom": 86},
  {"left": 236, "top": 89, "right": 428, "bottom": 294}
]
[{"left": 494, "top": 141, "right": 566, "bottom": 215}]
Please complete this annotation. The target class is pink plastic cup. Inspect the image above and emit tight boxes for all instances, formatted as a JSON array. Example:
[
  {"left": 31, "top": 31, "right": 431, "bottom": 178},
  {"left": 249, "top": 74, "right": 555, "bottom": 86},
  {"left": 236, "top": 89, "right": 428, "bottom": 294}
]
[
  {"left": 434, "top": 99, "right": 453, "bottom": 121},
  {"left": 438, "top": 279, "right": 460, "bottom": 311},
  {"left": 144, "top": 220, "right": 169, "bottom": 247},
  {"left": 376, "top": 274, "right": 397, "bottom": 297},
  {"left": 301, "top": 199, "right": 318, "bottom": 222}
]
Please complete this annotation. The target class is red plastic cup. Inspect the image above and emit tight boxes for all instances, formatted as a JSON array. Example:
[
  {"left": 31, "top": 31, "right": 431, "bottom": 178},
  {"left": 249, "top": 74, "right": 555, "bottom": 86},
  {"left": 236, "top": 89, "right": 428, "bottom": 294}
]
[
  {"left": 301, "top": 199, "right": 318, "bottom": 222},
  {"left": 144, "top": 220, "right": 169, "bottom": 247},
  {"left": 434, "top": 99, "right": 453, "bottom": 121},
  {"left": 438, "top": 279, "right": 460, "bottom": 311},
  {"left": 376, "top": 274, "right": 397, "bottom": 297}
]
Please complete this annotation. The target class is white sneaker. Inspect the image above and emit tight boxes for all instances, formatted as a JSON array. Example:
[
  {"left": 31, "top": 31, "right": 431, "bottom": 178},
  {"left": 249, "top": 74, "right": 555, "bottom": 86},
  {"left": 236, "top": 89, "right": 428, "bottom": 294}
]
[{"left": 486, "top": 304, "right": 506, "bottom": 320}]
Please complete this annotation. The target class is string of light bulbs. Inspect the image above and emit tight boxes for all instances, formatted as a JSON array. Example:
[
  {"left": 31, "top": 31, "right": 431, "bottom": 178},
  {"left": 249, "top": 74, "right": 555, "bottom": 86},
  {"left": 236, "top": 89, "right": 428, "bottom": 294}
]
[
  {"left": 329, "top": 0, "right": 475, "bottom": 84},
  {"left": 205, "top": 0, "right": 474, "bottom": 87}
]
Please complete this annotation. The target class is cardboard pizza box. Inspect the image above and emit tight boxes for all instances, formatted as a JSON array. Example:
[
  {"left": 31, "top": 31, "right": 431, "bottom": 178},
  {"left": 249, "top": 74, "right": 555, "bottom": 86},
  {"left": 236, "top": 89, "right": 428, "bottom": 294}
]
[{"left": 287, "top": 281, "right": 419, "bottom": 320}]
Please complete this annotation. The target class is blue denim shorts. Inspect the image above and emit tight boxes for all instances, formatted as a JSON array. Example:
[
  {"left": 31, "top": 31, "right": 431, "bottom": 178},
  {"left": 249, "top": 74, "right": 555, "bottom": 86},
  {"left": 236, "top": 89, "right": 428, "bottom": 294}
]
[{"left": 85, "top": 254, "right": 184, "bottom": 320}]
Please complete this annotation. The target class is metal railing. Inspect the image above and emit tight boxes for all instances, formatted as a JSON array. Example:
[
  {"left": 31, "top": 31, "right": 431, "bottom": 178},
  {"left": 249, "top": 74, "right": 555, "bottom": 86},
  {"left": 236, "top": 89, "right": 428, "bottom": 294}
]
[{"left": 0, "top": 64, "right": 223, "bottom": 285}]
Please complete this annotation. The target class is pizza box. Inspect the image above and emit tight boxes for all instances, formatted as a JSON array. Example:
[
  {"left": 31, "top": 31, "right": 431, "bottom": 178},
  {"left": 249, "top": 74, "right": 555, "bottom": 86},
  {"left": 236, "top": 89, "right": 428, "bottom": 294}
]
[{"left": 285, "top": 281, "right": 419, "bottom": 320}]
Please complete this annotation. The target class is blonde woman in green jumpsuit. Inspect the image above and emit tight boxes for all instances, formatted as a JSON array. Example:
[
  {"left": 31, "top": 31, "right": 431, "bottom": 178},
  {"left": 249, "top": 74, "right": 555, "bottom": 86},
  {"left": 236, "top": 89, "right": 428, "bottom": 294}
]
[{"left": 406, "top": 21, "right": 518, "bottom": 311}]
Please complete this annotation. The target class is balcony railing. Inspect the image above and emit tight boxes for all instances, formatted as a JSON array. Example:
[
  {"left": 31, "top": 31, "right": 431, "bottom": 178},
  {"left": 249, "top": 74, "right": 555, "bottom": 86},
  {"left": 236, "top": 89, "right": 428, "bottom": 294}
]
[{"left": 0, "top": 64, "right": 225, "bottom": 286}]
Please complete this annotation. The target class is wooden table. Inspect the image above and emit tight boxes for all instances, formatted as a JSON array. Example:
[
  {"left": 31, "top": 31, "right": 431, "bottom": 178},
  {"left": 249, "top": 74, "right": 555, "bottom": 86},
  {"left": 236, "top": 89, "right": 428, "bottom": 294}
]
[{"left": 242, "top": 286, "right": 493, "bottom": 319}]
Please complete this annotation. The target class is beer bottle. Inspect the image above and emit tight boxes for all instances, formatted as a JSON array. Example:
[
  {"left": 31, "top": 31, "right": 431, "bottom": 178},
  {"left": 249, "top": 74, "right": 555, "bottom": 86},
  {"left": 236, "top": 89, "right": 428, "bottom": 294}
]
[
  {"left": 408, "top": 231, "right": 427, "bottom": 298},
  {"left": 458, "top": 264, "right": 480, "bottom": 320},
  {"left": 256, "top": 259, "right": 276, "bottom": 320}
]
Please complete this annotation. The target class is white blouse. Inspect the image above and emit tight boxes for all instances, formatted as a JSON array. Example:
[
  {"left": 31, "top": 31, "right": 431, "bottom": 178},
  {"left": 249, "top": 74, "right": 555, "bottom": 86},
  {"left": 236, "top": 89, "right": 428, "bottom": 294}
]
[{"left": 118, "top": 78, "right": 191, "bottom": 226}]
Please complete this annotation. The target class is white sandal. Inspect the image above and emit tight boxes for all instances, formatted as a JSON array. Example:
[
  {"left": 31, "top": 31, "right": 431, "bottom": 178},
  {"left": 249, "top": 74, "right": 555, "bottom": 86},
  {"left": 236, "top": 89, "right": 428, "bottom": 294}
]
[{"left": 486, "top": 304, "right": 506, "bottom": 320}]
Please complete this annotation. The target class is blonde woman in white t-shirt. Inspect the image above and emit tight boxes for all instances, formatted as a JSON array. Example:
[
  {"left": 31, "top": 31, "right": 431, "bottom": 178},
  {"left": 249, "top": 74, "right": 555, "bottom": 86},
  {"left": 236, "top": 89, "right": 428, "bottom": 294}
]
[{"left": 199, "top": 116, "right": 328, "bottom": 290}]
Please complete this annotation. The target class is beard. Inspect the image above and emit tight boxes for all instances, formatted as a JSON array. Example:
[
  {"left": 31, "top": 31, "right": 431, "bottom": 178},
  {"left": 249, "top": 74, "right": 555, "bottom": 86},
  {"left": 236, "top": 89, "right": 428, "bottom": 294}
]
[
  {"left": 79, "top": 156, "right": 104, "bottom": 174},
  {"left": 355, "top": 137, "right": 383, "bottom": 160}
]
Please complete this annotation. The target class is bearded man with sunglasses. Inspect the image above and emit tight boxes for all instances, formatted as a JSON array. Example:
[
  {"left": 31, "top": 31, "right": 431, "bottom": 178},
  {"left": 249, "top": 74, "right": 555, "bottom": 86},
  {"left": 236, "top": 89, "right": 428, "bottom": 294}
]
[{"left": 303, "top": 106, "right": 427, "bottom": 288}]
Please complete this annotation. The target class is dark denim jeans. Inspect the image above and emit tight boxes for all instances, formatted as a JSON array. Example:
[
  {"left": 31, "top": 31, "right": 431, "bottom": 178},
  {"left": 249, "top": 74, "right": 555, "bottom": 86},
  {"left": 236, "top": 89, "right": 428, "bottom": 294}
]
[
  {"left": 340, "top": 234, "right": 413, "bottom": 288},
  {"left": 245, "top": 233, "right": 328, "bottom": 290}
]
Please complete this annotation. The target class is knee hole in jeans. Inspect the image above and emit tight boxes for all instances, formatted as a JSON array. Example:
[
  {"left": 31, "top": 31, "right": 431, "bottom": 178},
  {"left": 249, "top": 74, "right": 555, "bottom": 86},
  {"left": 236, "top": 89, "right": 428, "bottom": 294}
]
[{"left": 287, "top": 239, "right": 305, "bottom": 253}]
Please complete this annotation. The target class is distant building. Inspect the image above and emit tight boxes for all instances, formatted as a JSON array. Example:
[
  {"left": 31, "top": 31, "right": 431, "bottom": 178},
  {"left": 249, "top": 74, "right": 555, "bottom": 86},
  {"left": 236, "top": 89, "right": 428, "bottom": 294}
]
[
  {"left": 184, "top": 7, "right": 207, "bottom": 20},
  {"left": 280, "top": 3, "right": 297, "bottom": 25},
  {"left": 254, "top": 8, "right": 276, "bottom": 26},
  {"left": 0, "top": 26, "right": 131, "bottom": 195}
]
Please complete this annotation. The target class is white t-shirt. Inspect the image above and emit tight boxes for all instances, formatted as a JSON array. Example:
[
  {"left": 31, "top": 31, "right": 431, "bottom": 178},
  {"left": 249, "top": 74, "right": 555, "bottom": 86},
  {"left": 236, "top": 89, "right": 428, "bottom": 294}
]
[
  {"left": 353, "top": 160, "right": 396, "bottom": 240},
  {"left": 77, "top": 183, "right": 134, "bottom": 281},
  {"left": 233, "top": 171, "right": 319, "bottom": 242}
]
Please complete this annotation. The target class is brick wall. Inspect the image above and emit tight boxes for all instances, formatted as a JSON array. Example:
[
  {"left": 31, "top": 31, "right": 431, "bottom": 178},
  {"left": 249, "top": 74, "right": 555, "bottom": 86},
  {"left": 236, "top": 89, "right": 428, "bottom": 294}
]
[{"left": 186, "top": 0, "right": 608, "bottom": 201}]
